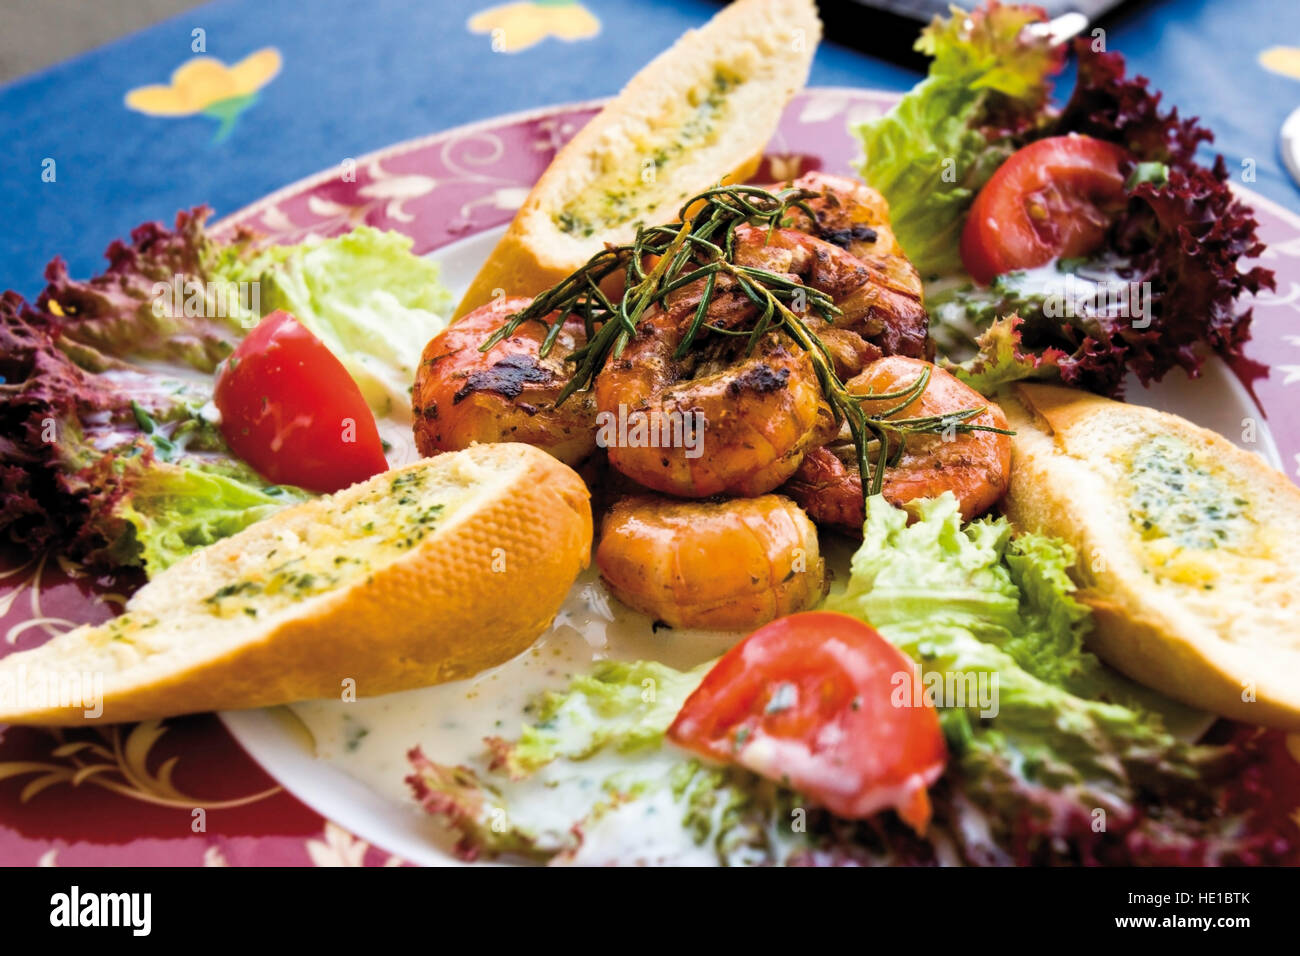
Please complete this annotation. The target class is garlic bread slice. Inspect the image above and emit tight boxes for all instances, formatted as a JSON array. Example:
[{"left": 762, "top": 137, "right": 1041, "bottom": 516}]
[
  {"left": 1002, "top": 383, "right": 1300, "bottom": 729},
  {"left": 454, "top": 0, "right": 822, "bottom": 317},
  {"left": 0, "top": 444, "right": 592, "bottom": 725}
]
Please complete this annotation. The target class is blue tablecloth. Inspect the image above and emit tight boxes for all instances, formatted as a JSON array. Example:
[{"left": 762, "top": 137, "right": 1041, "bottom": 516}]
[{"left": 3, "top": 0, "right": 1298, "bottom": 297}]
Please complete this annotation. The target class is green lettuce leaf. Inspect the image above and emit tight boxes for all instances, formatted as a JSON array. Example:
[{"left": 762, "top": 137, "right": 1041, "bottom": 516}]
[
  {"left": 852, "top": 3, "right": 1062, "bottom": 276},
  {"left": 942, "top": 313, "right": 1064, "bottom": 394},
  {"left": 825, "top": 493, "right": 1201, "bottom": 723},
  {"left": 489, "top": 660, "right": 710, "bottom": 777},
  {"left": 822, "top": 494, "right": 1298, "bottom": 864},
  {"left": 231, "top": 227, "right": 453, "bottom": 418},
  {"left": 112, "top": 457, "right": 308, "bottom": 573}
]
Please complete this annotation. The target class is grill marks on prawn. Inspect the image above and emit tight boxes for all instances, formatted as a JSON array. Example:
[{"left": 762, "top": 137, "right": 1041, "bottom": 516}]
[
  {"left": 726, "top": 363, "right": 790, "bottom": 397},
  {"left": 667, "top": 329, "right": 794, "bottom": 398},
  {"left": 412, "top": 296, "right": 599, "bottom": 466},
  {"left": 479, "top": 181, "right": 1007, "bottom": 502},
  {"left": 452, "top": 353, "right": 556, "bottom": 404},
  {"left": 798, "top": 184, "right": 880, "bottom": 249},
  {"left": 819, "top": 224, "right": 879, "bottom": 250}
]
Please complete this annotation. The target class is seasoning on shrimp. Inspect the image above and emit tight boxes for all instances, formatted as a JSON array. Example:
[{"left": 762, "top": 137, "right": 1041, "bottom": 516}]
[
  {"left": 478, "top": 183, "right": 1003, "bottom": 511},
  {"left": 594, "top": 310, "right": 830, "bottom": 498},
  {"left": 412, "top": 296, "right": 597, "bottom": 466},
  {"left": 595, "top": 494, "right": 826, "bottom": 630},
  {"left": 778, "top": 171, "right": 930, "bottom": 359},
  {"left": 783, "top": 356, "right": 1013, "bottom": 530}
]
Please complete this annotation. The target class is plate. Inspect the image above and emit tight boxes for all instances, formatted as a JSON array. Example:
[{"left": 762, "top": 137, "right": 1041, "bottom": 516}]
[{"left": 4, "top": 89, "right": 1300, "bottom": 867}]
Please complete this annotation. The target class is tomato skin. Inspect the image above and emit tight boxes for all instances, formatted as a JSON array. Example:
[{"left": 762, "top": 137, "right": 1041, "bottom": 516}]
[
  {"left": 214, "top": 310, "right": 388, "bottom": 494},
  {"left": 667, "top": 611, "right": 946, "bottom": 832},
  {"left": 960, "top": 134, "right": 1130, "bottom": 285}
]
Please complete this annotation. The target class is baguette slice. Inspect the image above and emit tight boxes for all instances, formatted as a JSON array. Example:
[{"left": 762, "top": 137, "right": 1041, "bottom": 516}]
[
  {"left": 453, "top": 0, "right": 822, "bottom": 317},
  {"left": 1002, "top": 383, "right": 1300, "bottom": 729},
  {"left": 0, "top": 444, "right": 591, "bottom": 725}
]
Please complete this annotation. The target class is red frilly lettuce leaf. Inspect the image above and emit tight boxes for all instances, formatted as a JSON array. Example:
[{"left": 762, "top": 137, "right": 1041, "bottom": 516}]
[
  {"left": 0, "top": 289, "right": 135, "bottom": 557},
  {"left": 1047, "top": 41, "right": 1274, "bottom": 392},
  {"left": 0, "top": 209, "right": 255, "bottom": 565},
  {"left": 37, "top": 207, "right": 255, "bottom": 373}
]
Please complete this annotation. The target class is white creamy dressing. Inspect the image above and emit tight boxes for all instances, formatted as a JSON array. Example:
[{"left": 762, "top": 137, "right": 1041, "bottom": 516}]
[
  {"left": 560, "top": 775, "right": 734, "bottom": 866},
  {"left": 375, "top": 415, "right": 420, "bottom": 469},
  {"left": 926, "top": 258, "right": 1131, "bottom": 358},
  {"left": 92, "top": 363, "right": 219, "bottom": 453},
  {"left": 942, "top": 259, "right": 1125, "bottom": 300},
  {"left": 288, "top": 564, "right": 744, "bottom": 807},
  {"left": 995, "top": 261, "right": 1108, "bottom": 299},
  {"left": 97, "top": 357, "right": 229, "bottom": 420}
]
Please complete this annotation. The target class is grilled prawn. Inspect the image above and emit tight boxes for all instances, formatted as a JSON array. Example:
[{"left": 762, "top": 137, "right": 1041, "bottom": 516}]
[
  {"left": 412, "top": 296, "right": 597, "bottom": 465},
  {"left": 594, "top": 314, "right": 831, "bottom": 498},
  {"left": 595, "top": 494, "right": 826, "bottom": 630},
  {"left": 774, "top": 171, "right": 931, "bottom": 362},
  {"left": 593, "top": 218, "right": 933, "bottom": 499},
  {"left": 783, "top": 356, "right": 1012, "bottom": 530}
]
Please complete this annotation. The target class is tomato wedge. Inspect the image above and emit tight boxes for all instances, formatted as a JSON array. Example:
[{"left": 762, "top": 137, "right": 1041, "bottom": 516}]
[
  {"left": 214, "top": 309, "right": 388, "bottom": 493},
  {"left": 667, "top": 611, "right": 946, "bottom": 832},
  {"left": 960, "top": 134, "right": 1130, "bottom": 285}
]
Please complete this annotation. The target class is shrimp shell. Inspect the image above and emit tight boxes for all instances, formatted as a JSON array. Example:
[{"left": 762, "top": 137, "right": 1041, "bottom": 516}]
[
  {"left": 412, "top": 296, "right": 597, "bottom": 465},
  {"left": 783, "top": 356, "right": 1012, "bottom": 530},
  {"left": 595, "top": 494, "right": 826, "bottom": 630}
]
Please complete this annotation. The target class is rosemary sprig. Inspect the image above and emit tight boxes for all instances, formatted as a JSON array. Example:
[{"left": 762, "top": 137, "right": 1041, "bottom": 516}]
[
  {"left": 849, "top": 365, "right": 1015, "bottom": 480},
  {"left": 479, "top": 184, "right": 1010, "bottom": 501}
]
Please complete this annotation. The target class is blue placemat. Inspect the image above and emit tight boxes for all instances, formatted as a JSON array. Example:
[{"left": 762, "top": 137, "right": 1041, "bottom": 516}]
[{"left": 2, "top": 0, "right": 1297, "bottom": 298}]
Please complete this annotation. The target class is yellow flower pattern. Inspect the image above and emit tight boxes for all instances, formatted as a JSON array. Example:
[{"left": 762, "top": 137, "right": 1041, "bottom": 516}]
[
  {"left": 1260, "top": 46, "right": 1300, "bottom": 81},
  {"left": 125, "top": 47, "right": 282, "bottom": 141},
  {"left": 468, "top": 0, "right": 600, "bottom": 54}
]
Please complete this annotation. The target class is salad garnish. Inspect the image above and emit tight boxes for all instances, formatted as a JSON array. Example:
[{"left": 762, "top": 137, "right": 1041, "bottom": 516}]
[
  {"left": 0, "top": 210, "right": 453, "bottom": 574},
  {"left": 854, "top": 2, "right": 1066, "bottom": 278},
  {"left": 855, "top": 2, "right": 1274, "bottom": 396},
  {"left": 410, "top": 495, "right": 1298, "bottom": 866}
]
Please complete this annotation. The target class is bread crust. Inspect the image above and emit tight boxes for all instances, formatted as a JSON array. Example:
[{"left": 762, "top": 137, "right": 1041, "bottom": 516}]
[
  {"left": 453, "top": 0, "right": 821, "bottom": 317},
  {"left": 1002, "top": 383, "right": 1300, "bottom": 729},
  {"left": 455, "top": 152, "right": 761, "bottom": 317},
  {"left": 0, "top": 444, "right": 592, "bottom": 725}
]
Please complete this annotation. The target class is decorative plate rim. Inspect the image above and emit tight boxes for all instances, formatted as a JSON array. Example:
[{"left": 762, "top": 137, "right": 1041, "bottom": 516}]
[{"left": 211, "top": 87, "right": 905, "bottom": 237}]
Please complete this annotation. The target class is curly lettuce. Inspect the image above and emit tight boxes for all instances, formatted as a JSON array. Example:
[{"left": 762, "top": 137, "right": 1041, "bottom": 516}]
[
  {"left": 950, "top": 42, "right": 1276, "bottom": 398},
  {"left": 944, "top": 313, "right": 1064, "bottom": 394},
  {"left": 856, "top": 5, "right": 1274, "bottom": 398},
  {"left": 487, "top": 659, "right": 706, "bottom": 777},
  {"left": 1060, "top": 41, "right": 1274, "bottom": 390},
  {"left": 825, "top": 495, "right": 1293, "bottom": 864},
  {"left": 36, "top": 208, "right": 259, "bottom": 372}
]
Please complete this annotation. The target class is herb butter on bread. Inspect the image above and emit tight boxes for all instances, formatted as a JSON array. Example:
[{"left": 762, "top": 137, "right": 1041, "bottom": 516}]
[
  {"left": 454, "top": 0, "right": 822, "bottom": 317},
  {"left": 1002, "top": 383, "right": 1300, "bottom": 729},
  {"left": 0, "top": 444, "right": 592, "bottom": 725}
]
